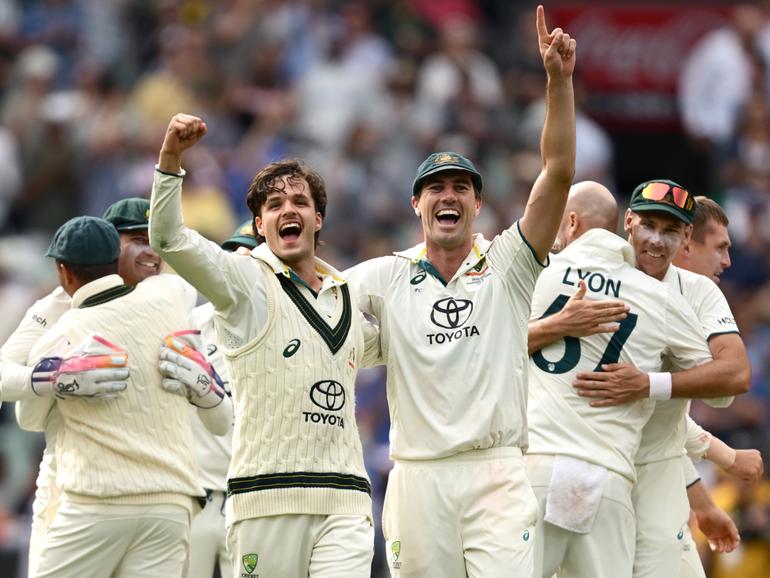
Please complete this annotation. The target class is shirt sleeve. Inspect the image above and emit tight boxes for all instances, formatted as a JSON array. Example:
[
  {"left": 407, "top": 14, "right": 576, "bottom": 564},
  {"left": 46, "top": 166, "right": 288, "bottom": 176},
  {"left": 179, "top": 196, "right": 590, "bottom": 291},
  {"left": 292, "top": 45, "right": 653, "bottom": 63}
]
[
  {"left": 486, "top": 221, "right": 547, "bottom": 300},
  {"left": 662, "top": 290, "right": 713, "bottom": 370},
  {"left": 149, "top": 170, "right": 267, "bottom": 345},
  {"left": 15, "top": 328, "right": 73, "bottom": 432},
  {"left": 0, "top": 359, "right": 34, "bottom": 403},
  {"left": 683, "top": 455, "right": 701, "bottom": 487},
  {"left": 689, "top": 275, "right": 739, "bottom": 339},
  {"left": 684, "top": 415, "right": 711, "bottom": 461},
  {"left": 1, "top": 286, "right": 70, "bottom": 364},
  {"left": 359, "top": 313, "right": 383, "bottom": 369},
  {"left": 345, "top": 257, "right": 393, "bottom": 321}
]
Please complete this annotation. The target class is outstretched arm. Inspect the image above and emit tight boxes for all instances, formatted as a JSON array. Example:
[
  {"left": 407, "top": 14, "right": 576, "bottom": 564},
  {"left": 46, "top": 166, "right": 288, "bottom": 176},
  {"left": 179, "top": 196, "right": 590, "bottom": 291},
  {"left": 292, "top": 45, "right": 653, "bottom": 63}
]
[
  {"left": 519, "top": 5, "right": 576, "bottom": 262},
  {"left": 150, "top": 114, "right": 245, "bottom": 312}
]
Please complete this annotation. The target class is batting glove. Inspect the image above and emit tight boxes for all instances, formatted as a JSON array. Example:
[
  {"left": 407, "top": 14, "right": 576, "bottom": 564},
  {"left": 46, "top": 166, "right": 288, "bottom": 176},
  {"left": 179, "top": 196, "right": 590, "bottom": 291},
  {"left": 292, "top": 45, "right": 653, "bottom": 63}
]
[
  {"left": 159, "top": 330, "right": 225, "bottom": 409},
  {"left": 31, "top": 334, "right": 129, "bottom": 400}
]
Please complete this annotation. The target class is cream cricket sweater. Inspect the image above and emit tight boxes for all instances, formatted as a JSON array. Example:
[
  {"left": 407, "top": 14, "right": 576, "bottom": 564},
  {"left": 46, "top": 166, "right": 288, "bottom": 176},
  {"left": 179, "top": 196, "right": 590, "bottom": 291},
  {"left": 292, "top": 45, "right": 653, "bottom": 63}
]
[
  {"left": 224, "top": 257, "right": 372, "bottom": 526},
  {"left": 28, "top": 274, "right": 204, "bottom": 512}
]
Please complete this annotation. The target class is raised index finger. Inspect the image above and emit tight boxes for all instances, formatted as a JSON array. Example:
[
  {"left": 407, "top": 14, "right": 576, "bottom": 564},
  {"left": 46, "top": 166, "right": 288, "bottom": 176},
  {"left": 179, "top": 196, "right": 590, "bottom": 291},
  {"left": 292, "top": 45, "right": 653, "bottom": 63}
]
[{"left": 536, "top": 5, "right": 549, "bottom": 42}]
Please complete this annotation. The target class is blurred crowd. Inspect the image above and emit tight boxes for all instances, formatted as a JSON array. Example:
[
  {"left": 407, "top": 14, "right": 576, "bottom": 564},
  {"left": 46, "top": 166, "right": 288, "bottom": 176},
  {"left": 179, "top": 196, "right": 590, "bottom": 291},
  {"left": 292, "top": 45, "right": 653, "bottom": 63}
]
[{"left": 0, "top": 1, "right": 767, "bottom": 577}]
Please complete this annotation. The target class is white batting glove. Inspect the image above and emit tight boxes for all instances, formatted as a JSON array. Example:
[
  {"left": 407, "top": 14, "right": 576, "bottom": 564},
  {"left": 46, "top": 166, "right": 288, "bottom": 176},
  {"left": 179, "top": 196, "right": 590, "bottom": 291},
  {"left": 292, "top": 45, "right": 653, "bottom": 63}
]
[
  {"left": 159, "top": 330, "right": 225, "bottom": 409},
  {"left": 31, "top": 334, "right": 129, "bottom": 400}
]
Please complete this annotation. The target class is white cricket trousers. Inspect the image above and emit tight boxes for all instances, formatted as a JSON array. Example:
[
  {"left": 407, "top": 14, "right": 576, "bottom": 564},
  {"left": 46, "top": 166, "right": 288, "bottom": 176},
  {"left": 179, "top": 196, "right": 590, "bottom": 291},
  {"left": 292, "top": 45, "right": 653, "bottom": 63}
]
[
  {"left": 383, "top": 447, "right": 537, "bottom": 578},
  {"left": 525, "top": 454, "right": 636, "bottom": 578},
  {"left": 633, "top": 458, "right": 695, "bottom": 578},
  {"left": 189, "top": 490, "right": 231, "bottom": 578},
  {"left": 35, "top": 498, "right": 190, "bottom": 578},
  {"left": 227, "top": 514, "right": 373, "bottom": 578}
]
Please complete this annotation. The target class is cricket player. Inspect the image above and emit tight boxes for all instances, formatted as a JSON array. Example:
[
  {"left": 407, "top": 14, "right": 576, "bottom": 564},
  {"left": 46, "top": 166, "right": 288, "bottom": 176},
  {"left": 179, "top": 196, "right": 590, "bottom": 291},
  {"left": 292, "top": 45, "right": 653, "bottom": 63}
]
[
  {"left": 15, "top": 198, "right": 228, "bottom": 577},
  {"left": 571, "top": 181, "right": 751, "bottom": 578},
  {"left": 150, "top": 114, "right": 381, "bottom": 577},
  {"left": 173, "top": 221, "right": 257, "bottom": 578},
  {"left": 524, "top": 181, "right": 740, "bottom": 578},
  {"left": 344, "top": 6, "right": 576, "bottom": 576},
  {"left": 19, "top": 216, "right": 207, "bottom": 577}
]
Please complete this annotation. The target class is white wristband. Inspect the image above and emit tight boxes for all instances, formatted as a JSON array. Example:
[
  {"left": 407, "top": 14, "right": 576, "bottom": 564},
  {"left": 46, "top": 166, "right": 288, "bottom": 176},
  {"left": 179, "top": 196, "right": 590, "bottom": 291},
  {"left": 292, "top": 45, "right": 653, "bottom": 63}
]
[{"left": 649, "top": 372, "right": 672, "bottom": 400}]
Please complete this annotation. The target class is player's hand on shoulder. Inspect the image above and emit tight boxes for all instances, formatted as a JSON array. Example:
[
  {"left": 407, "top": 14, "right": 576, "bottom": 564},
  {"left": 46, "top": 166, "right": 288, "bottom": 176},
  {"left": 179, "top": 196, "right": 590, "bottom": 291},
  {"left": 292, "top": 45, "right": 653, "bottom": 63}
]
[
  {"left": 32, "top": 334, "right": 129, "bottom": 401},
  {"left": 159, "top": 330, "right": 226, "bottom": 409},
  {"left": 727, "top": 449, "right": 764, "bottom": 485},
  {"left": 536, "top": 5, "right": 576, "bottom": 79}
]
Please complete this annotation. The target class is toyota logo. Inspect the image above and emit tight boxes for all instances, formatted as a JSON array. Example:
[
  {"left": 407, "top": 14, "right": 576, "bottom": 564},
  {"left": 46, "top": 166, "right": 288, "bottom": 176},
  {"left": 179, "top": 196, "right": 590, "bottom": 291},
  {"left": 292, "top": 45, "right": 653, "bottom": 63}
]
[
  {"left": 310, "top": 380, "right": 346, "bottom": 411},
  {"left": 430, "top": 298, "right": 473, "bottom": 329}
]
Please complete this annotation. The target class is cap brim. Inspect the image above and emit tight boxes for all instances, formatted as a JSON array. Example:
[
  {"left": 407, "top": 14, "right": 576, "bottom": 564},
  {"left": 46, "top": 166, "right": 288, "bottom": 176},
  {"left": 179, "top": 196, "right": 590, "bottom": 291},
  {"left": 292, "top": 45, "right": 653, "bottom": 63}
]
[
  {"left": 630, "top": 204, "right": 693, "bottom": 225},
  {"left": 114, "top": 223, "right": 149, "bottom": 231},
  {"left": 221, "top": 236, "right": 258, "bottom": 251},
  {"left": 412, "top": 165, "right": 483, "bottom": 195}
]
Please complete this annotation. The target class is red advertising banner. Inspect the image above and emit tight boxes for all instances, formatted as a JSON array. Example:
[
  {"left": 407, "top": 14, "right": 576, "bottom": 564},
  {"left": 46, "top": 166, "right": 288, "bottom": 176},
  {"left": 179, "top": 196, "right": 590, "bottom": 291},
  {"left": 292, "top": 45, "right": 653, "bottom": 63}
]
[{"left": 551, "top": 5, "right": 731, "bottom": 130}]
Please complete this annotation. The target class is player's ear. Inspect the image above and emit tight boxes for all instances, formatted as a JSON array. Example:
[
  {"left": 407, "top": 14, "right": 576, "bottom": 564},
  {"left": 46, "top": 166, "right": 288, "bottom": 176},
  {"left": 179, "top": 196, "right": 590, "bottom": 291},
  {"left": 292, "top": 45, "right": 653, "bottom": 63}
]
[
  {"left": 412, "top": 195, "right": 421, "bottom": 217},
  {"left": 315, "top": 212, "right": 322, "bottom": 232},
  {"left": 254, "top": 216, "right": 264, "bottom": 237},
  {"left": 683, "top": 224, "right": 693, "bottom": 243},
  {"left": 623, "top": 209, "right": 633, "bottom": 233}
]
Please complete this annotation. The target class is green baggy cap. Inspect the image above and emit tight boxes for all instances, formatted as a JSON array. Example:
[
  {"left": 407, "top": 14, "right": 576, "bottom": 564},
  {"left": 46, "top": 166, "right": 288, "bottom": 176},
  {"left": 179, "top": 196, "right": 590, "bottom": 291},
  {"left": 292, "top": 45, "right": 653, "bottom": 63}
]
[
  {"left": 103, "top": 197, "right": 150, "bottom": 231},
  {"left": 412, "top": 152, "right": 483, "bottom": 196},
  {"left": 45, "top": 216, "right": 120, "bottom": 265},
  {"left": 629, "top": 179, "right": 696, "bottom": 225},
  {"left": 221, "top": 220, "right": 259, "bottom": 252}
]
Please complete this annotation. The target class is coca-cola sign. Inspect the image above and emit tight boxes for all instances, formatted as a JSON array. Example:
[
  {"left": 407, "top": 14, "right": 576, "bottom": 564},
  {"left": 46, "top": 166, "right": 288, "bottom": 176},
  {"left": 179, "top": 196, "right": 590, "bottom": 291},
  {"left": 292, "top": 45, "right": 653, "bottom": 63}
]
[{"left": 551, "top": 6, "right": 730, "bottom": 128}]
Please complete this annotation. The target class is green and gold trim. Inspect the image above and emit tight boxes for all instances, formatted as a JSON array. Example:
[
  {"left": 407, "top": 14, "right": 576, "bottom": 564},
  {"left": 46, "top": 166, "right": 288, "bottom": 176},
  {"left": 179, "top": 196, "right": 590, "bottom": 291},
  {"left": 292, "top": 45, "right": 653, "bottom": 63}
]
[
  {"left": 79, "top": 285, "right": 135, "bottom": 308},
  {"left": 228, "top": 472, "right": 371, "bottom": 496},
  {"left": 277, "top": 274, "right": 351, "bottom": 354}
]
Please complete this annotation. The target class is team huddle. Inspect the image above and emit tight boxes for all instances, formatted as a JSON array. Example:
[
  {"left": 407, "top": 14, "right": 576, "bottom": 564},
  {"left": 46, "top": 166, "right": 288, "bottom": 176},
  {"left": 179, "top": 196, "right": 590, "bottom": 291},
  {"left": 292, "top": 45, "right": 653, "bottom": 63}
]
[{"left": 0, "top": 5, "right": 763, "bottom": 578}]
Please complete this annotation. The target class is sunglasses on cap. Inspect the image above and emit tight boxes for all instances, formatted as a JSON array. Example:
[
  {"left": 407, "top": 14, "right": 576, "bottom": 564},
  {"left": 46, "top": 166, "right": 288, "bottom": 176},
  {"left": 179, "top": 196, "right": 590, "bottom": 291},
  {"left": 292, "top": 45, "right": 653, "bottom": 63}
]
[{"left": 639, "top": 182, "right": 694, "bottom": 211}]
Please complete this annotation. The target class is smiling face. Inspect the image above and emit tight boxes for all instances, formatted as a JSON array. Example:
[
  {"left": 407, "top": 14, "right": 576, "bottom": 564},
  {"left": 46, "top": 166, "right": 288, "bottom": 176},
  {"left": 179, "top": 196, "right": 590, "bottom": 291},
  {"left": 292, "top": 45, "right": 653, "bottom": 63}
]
[
  {"left": 625, "top": 210, "right": 691, "bottom": 281},
  {"left": 254, "top": 175, "right": 322, "bottom": 266},
  {"left": 118, "top": 229, "right": 161, "bottom": 285},
  {"left": 412, "top": 170, "right": 480, "bottom": 251}
]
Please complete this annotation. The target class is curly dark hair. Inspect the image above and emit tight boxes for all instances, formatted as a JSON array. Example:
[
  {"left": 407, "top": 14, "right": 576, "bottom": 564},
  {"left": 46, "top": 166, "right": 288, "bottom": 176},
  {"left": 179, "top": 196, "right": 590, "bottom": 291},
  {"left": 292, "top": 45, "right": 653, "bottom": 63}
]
[{"left": 245, "top": 159, "right": 327, "bottom": 246}]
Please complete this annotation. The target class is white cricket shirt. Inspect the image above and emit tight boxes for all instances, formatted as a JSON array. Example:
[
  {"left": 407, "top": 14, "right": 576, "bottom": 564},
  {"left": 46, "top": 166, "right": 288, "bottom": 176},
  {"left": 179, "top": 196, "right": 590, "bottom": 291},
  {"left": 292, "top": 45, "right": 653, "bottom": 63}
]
[
  {"left": 526, "top": 229, "right": 712, "bottom": 481},
  {"left": 346, "top": 222, "right": 544, "bottom": 460},
  {"left": 635, "top": 265, "right": 739, "bottom": 465}
]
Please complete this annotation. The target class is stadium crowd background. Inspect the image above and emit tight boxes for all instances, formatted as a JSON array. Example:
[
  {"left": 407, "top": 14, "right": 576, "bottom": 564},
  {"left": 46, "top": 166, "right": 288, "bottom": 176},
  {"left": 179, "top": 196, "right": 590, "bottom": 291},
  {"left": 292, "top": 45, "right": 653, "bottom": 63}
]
[{"left": 0, "top": 0, "right": 768, "bottom": 576}]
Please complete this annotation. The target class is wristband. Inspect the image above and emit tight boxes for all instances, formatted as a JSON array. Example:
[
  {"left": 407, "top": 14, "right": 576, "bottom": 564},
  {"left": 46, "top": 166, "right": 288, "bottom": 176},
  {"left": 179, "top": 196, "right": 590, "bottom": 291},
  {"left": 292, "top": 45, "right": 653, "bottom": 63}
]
[{"left": 648, "top": 372, "right": 672, "bottom": 400}]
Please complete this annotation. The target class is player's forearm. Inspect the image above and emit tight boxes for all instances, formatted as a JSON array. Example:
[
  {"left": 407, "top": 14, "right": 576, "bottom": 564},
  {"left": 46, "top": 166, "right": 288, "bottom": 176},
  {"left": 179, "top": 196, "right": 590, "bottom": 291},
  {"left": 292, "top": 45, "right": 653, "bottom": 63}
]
[
  {"left": 528, "top": 316, "right": 564, "bottom": 356},
  {"left": 541, "top": 77, "right": 576, "bottom": 185},
  {"left": 686, "top": 479, "right": 714, "bottom": 514},
  {"left": 158, "top": 149, "right": 183, "bottom": 175},
  {"left": 521, "top": 77, "right": 575, "bottom": 260},
  {"left": 671, "top": 358, "right": 749, "bottom": 399},
  {"left": 196, "top": 394, "right": 233, "bottom": 437},
  {"left": 149, "top": 172, "right": 236, "bottom": 310}
]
